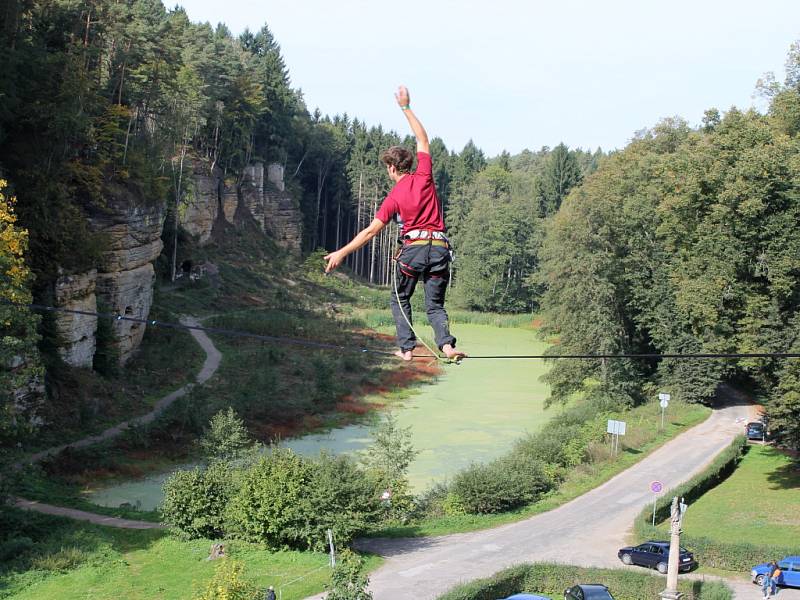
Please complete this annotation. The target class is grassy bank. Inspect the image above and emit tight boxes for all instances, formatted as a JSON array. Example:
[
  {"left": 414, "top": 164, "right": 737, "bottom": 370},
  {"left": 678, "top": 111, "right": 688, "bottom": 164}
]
[
  {"left": 0, "top": 509, "right": 378, "bottom": 600},
  {"left": 677, "top": 444, "right": 800, "bottom": 547},
  {"left": 634, "top": 438, "right": 798, "bottom": 572}
]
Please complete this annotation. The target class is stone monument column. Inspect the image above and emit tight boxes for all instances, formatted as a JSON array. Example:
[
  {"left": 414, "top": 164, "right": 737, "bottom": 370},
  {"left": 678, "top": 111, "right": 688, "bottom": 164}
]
[{"left": 659, "top": 496, "right": 683, "bottom": 600}]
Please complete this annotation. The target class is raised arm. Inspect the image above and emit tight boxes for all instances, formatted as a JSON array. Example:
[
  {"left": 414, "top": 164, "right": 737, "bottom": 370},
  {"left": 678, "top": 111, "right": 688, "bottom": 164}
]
[{"left": 395, "top": 86, "right": 429, "bottom": 154}]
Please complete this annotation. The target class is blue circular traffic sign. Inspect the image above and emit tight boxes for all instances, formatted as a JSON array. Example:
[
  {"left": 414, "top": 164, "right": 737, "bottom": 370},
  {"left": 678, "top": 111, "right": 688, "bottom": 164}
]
[{"left": 650, "top": 480, "right": 663, "bottom": 493}]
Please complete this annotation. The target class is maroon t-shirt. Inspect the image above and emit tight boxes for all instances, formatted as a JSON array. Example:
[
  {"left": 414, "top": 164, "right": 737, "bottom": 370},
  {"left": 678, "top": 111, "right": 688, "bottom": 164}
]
[{"left": 375, "top": 152, "right": 445, "bottom": 235}]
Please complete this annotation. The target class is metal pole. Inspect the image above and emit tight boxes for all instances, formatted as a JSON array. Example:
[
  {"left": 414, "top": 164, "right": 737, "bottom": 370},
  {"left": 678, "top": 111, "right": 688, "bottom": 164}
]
[
  {"left": 661, "top": 405, "right": 665, "bottom": 430},
  {"left": 652, "top": 496, "right": 657, "bottom": 526},
  {"left": 327, "top": 529, "right": 336, "bottom": 568}
]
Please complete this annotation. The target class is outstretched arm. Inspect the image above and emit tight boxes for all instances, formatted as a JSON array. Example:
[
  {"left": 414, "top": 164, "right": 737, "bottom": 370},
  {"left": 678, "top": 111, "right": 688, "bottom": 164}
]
[
  {"left": 324, "top": 218, "right": 387, "bottom": 273},
  {"left": 395, "top": 86, "right": 429, "bottom": 154}
]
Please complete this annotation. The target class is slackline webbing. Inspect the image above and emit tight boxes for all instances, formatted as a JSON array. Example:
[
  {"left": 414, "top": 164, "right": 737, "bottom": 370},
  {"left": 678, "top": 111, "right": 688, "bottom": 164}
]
[{"left": 2, "top": 299, "right": 799, "bottom": 361}]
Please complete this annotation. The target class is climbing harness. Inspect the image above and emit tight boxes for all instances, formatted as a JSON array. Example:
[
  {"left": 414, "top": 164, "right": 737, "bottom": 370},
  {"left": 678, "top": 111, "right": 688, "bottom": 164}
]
[{"left": 391, "top": 233, "right": 461, "bottom": 364}]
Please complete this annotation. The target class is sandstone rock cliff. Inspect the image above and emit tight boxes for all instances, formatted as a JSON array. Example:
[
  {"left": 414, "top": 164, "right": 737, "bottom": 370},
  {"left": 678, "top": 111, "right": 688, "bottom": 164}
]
[
  {"left": 183, "top": 159, "right": 301, "bottom": 254},
  {"left": 86, "top": 191, "right": 164, "bottom": 364},
  {"left": 54, "top": 270, "right": 98, "bottom": 368}
]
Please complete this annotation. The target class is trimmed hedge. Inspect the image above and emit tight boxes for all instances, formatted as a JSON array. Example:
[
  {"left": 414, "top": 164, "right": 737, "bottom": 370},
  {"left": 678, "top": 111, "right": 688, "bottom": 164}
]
[
  {"left": 436, "top": 563, "right": 732, "bottom": 600},
  {"left": 633, "top": 436, "right": 796, "bottom": 571}
]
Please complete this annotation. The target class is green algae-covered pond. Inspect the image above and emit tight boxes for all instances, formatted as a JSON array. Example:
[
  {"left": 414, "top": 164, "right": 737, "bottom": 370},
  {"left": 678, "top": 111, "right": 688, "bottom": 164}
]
[{"left": 87, "top": 323, "right": 553, "bottom": 510}]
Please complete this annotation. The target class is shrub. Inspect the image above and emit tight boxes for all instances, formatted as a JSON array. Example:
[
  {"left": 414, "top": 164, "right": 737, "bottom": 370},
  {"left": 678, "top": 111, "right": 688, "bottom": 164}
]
[
  {"left": 449, "top": 436, "right": 560, "bottom": 516},
  {"left": 193, "top": 559, "right": 260, "bottom": 600},
  {"left": 435, "top": 564, "right": 530, "bottom": 600},
  {"left": 436, "top": 563, "right": 732, "bottom": 600},
  {"left": 451, "top": 458, "right": 534, "bottom": 514},
  {"left": 362, "top": 414, "right": 418, "bottom": 520},
  {"left": 199, "top": 407, "right": 253, "bottom": 463},
  {"left": 412, "top": 483, "right": 467, "bottom": 518},
  {"left": 224, "top": 448, "right": 315, "bottom": 549},
  {"left": 29, "top": 547, "right": 89, "bottom": 572},
  {"left": 161, "top": 462, "right": 237, "bottom": 539},
  {"left": 325, "top": 548, "right": 373, "bottom": 600},
  {"left": 0, "top": 535, "right": 35, "bottom": 563},
  {"left": 306, "top": 452, "right": 382, "bottom": 549},
  {"left": 503, "top": 453, "right": 555, "bottom": 498}
]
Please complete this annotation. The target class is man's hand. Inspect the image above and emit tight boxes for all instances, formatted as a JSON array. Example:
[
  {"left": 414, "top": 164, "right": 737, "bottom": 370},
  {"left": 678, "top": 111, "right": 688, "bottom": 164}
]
[
  {"left": 395, "top": 85, "right": 410, "bottom": 108},
  {"left": 324, "top": 249, "right": 346, "bottom": 273},
  {"left": 395, "top": 85, "right": 428, "bottom": 153}
]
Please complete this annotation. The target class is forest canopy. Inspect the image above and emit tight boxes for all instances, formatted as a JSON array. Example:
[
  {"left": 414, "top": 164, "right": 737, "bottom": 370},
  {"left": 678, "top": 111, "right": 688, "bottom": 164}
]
[{"left": 1, "top": 0, "right": 799, "bottom": 448}]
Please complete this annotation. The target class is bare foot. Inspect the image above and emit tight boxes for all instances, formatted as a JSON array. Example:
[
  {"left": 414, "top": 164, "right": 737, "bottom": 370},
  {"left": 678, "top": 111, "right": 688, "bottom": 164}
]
[
  {"left": 394, "top": 349, "right": 413, "bottom": 361},
  {"left": 442, "top": 344, "right": 467, "bottom": 360}
]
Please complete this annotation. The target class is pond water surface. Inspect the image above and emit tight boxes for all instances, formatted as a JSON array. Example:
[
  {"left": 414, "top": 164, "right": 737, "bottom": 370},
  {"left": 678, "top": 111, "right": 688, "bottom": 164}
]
[{"left": 87, "top": 323, "right": 553, "bottom": 511}]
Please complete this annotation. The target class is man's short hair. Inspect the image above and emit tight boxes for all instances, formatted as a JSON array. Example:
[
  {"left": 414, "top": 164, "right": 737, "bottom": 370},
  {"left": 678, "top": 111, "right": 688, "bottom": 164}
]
[{"left": 380, "top": 146, "right": 413, "bottom": 174}]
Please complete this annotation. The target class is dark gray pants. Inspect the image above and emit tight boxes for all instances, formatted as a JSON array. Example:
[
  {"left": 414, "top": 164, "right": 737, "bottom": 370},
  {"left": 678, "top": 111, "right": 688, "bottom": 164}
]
[{"left": 390, "top": 242, "right": 456, "bottom": 352}]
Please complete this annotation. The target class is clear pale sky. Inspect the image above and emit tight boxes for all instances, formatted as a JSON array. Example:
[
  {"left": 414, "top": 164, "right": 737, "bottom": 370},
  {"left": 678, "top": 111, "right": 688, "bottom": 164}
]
[{"left": 174, "top": 0, "right": 800, "bottom": 156}]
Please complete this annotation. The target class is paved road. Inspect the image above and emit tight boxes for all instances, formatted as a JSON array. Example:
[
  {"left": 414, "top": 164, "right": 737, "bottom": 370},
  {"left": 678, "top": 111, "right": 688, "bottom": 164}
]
[{"left": 343, "top": 389, "right": 782, "bottom": 600}]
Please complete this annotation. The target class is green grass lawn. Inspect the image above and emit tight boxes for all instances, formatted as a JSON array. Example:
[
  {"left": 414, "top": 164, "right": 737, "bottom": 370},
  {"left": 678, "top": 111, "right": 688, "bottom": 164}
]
[
  {"left": 1, "top": 513, "right": 379, "bottom": 600},
  {"left": 677, "top": 444, "right": 800, "bottom": 547}
]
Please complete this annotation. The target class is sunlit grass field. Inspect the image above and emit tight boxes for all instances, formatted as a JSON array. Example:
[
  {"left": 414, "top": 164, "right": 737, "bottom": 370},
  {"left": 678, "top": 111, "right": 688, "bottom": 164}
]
[
  {"left": 676, "top": 444, "right": 800, "bottom": 547},
  {"left": 3, "top": 519, "right": 380, "bottom": 600}
]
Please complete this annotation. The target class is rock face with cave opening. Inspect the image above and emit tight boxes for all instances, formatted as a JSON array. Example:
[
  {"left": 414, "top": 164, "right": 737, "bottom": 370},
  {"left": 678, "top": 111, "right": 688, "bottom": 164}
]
[
  {"left": 85, "top": 187, "right": 164, "bottom": 365},
  {"left": 50, "top": 160, "right": 302, "bottom": 368}
]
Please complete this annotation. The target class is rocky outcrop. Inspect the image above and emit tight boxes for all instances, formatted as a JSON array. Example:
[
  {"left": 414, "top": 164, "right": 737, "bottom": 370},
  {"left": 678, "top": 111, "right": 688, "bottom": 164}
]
[
  {"left": 7, "top": 357, "right": 45, "bottom": 429},
  {"left": 182, "top": 159, "right": 301, "bottom": 254},
  {"left": 242, "top": 163, "right": 302, "bottom": 254},
  {"left": 95, "top": 265, "right": 155, "bottom": 364},
  {"left": 54, "top": 270, "right": 98, "bottom": 368},
  {"left": 263, "top": 164, "right": 302, "bottom": 253},
  {"left": 181, "top": 160, "right": 222, "bottom": 244},
  {"left": 87, "top": 191, "right": 164, "bottom": 364},
  {"left": 240, "top": 163, "right": 267, "bottom": 229}
]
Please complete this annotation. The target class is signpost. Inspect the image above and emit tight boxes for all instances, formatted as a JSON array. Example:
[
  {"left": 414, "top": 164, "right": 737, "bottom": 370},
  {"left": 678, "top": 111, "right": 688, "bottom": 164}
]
[
  {"left": 658, "top": 392, "right": 671, "bottom": 429},
  {"left": 650, "top": 480, "right": 663, "bottom": 526},
  {"left": 327, "top": 528, "right": 336, "bottom": 567},
  {"left": 607, "top": 419, "right": 626, "bottom": 456}
]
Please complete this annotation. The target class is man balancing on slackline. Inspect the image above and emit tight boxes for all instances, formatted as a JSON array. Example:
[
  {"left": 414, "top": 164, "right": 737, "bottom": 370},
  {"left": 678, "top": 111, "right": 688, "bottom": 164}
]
[{"left": 324, "top": 86, "right": 466, "bottom": 362}]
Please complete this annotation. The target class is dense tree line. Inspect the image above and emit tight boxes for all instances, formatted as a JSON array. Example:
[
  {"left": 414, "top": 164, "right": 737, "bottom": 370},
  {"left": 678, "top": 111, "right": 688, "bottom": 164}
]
[
  {"left": 0, "top": 0, "right": 298, "bottom": 278},
  {"left": 446, "top": 144, "right": 600, "bottom": 311},
  {"left": 3, "top": 0, "right": 798, "bottom": 450},
  {"left": 535, "top": 45, "right": 800, "bottom": 449}
]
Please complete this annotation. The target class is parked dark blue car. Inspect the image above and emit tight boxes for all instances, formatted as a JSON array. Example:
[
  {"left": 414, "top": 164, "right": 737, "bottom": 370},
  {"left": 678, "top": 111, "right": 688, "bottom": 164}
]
[
  {"left": 617, "top": 541, "right": 696, "bottom": 573},
  {"left": 751, "top": 556, "right": 800, "bottom": 588},
  {"left": 745, "top": 421, "right": 766, "bottom": 441}
]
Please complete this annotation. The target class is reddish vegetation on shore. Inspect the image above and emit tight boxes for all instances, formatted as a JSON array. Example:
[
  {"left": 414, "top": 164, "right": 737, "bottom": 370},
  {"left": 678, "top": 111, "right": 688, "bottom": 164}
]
[{"left": 46, "top": 347, "right": 441, "bottom": 485}]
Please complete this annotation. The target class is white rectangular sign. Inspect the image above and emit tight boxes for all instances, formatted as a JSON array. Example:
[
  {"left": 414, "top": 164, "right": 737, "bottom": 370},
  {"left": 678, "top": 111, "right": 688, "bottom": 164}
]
[
  {"left": 658, "top": 392, "right": 671, "bottom": 402},
  {"left": 607, "top": 419, "right": 627, "bottom": 435}
]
